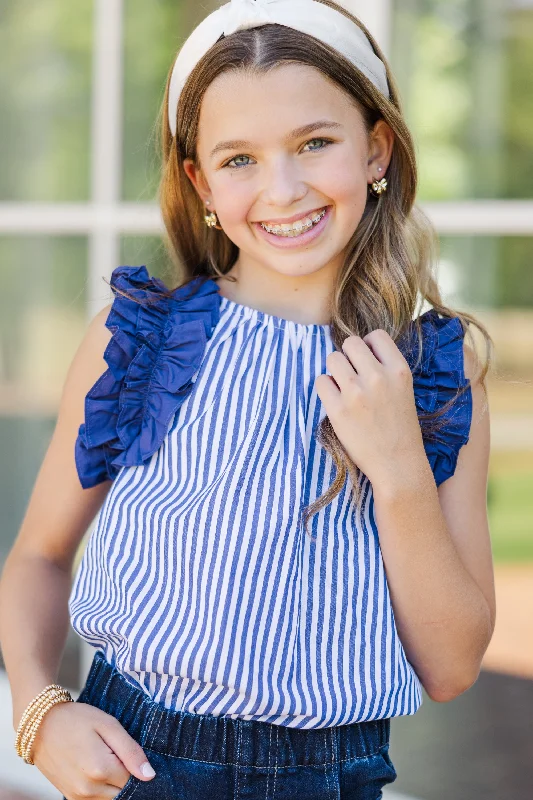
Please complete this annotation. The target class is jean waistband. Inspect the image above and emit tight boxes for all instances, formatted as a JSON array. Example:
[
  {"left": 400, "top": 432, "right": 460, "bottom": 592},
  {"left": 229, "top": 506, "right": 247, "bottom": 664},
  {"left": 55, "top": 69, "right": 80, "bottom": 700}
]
[{"left": 78, "top": 650, "right": 391, "bottom": 768}]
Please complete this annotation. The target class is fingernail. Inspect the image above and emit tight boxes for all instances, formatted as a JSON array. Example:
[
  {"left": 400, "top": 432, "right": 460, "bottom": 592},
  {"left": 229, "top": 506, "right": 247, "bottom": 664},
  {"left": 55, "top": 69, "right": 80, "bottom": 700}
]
[{"left": 141, "top": 761, "right": 156, "bottom": 778}]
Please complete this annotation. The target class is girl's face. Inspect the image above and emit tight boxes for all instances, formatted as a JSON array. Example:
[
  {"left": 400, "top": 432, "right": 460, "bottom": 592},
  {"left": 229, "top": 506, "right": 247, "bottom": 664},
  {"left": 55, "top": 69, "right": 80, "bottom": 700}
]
[{"left": 184, "top": 63, "right": 393, "bottom": 280}]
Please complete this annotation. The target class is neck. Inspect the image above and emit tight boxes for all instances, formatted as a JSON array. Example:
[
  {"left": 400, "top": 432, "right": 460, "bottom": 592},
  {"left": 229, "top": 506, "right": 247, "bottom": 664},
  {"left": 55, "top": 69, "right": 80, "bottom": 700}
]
[{"left": 213, "top": 255, "right": 339, "bottom": 327}]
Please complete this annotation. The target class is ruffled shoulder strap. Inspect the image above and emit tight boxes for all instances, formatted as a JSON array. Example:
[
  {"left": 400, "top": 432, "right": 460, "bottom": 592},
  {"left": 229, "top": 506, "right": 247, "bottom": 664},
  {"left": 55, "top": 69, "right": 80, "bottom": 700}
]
[
  {"left": 397, "top": 309, "right": 473, "bottom": 487},
  {"left": 75, "top": 265, "right": 221, "bottom": 489}
]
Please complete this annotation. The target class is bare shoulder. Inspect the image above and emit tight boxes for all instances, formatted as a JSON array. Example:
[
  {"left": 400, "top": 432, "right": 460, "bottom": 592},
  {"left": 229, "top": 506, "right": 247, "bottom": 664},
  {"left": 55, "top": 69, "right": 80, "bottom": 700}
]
[
  {"left": 74, "top": 303, "right": 114, "bottom": 379},
  {"left": 56, "top": 302, "right": 114, "bottom": 434}
]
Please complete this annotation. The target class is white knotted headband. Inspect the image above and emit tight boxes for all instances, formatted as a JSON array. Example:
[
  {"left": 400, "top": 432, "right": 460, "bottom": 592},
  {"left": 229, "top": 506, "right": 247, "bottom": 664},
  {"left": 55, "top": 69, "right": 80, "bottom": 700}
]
[{"left": 168, "top": 0, "right": 390, "bottom": 137}]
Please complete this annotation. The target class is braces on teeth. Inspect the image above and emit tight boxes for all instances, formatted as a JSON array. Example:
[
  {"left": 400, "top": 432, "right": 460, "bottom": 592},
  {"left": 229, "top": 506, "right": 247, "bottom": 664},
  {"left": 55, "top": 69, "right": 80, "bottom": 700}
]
[{"left": 260, "top": 208, "right": 327, "bottom": 237}]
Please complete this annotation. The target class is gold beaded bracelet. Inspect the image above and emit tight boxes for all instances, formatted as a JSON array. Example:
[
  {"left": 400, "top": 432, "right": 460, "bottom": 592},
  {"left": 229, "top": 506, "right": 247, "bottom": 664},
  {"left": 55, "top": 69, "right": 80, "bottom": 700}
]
[
  {"left": 15, "top": 686, "right": 70, "bottom": 749},
  {"left": 16, "top": 687, "right": 73, "bottom": 764},
  {"left": 15, "top": 685, "right": 73, "bottom": 765},
  {"left": 16, "top": 686, "right": 69, "bottom": 739},
  {"left": 16, "top": 686, "right": 73, "bottom": 764},
  {"left": 18, "top": 696, "right": 67, "bottom": 761}
]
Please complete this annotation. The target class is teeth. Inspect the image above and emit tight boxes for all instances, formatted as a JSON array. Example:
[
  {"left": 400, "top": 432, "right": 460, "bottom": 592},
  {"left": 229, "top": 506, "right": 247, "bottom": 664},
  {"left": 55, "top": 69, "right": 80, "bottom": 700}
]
[{"left": 260, "top": 208, "right": 327, "bottom": 237}]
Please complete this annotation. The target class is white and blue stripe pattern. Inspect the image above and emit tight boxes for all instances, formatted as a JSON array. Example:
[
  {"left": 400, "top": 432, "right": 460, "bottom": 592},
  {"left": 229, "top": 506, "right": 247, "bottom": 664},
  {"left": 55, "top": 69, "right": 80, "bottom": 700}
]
[{"left": 69, "top": 294, "right": 423, "bottom": 728}]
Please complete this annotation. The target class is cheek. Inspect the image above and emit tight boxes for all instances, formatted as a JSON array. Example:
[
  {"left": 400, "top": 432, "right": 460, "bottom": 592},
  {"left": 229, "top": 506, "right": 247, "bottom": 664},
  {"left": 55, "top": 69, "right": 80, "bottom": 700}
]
[
  {"left": 320, "top": 159, "right": 368, "bottom": 211},
  {"left": 210, "top": 175, "right": 255, "bottom": 225}
]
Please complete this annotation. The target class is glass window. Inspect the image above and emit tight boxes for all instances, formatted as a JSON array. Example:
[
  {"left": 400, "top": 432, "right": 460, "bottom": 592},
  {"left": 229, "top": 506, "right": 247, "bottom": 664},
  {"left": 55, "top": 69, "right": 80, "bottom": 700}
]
[
  {"left": 120, "top": 235, "right": 174, "bottom": 283},
  {"left": 0, "top": 0, "right": 93, "bottom": 201},
  {"left": 122, "top": 0, "right": 221, "bottom": 201},
  {"left": 122, "top": 0, "right": 181, "bottom": 202},
  {"left": 391, "top": 0, "right": 533, "bottom": 200},
  {"left": 439, "top": 235, "right": 533, "bottom": 309}
]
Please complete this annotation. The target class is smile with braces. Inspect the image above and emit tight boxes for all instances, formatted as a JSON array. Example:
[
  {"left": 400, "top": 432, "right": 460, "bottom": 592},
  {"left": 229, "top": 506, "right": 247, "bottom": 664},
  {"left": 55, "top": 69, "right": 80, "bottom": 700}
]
[{"left": 260, "top": 207, "right": 327, "bottom": 237}]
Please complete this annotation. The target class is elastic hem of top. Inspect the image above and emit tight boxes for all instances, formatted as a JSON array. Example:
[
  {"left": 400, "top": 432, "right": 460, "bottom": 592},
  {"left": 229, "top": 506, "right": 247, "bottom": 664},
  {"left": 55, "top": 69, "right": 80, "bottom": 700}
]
[{"left": 77, "top": 649, "right": 391, "bottom": 767}]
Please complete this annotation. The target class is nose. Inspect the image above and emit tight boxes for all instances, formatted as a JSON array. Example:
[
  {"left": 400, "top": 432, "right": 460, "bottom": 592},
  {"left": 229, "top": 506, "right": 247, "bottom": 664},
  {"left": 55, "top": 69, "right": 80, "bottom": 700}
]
[{"left": 260, "top": 156, "right": 307, "bottom": 209}]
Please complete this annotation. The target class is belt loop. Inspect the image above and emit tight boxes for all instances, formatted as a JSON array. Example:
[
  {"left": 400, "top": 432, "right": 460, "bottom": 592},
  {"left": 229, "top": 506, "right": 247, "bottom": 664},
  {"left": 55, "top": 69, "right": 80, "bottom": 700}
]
[
  {"left": 100, "top": 662, "right": 116, "bottom": 702},
  {"left": 139, "top": 701, "right": 158, "bottom": 749}
]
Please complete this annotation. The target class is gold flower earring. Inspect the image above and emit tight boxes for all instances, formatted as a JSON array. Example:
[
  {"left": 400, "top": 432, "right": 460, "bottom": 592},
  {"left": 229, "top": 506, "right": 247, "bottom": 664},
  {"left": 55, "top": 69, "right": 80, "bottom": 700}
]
[
  {"left": 369, "top": 166, "right": 388, "bottom": 196},
  {"left": 204, "top": 202, "right": 222, "bottom": 230}
]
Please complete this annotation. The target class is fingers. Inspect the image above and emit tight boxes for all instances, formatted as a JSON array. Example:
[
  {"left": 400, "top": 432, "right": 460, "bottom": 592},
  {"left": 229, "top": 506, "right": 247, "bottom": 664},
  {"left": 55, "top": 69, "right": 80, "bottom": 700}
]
[
  {"left": 361, "top": 328, "right": 403, "bottom": 367},
  {"left": 63, "top": 775, "right": 132, "bottom": 800},
  {"left": 58, "top": 740, "right": 131, "bottom": 799},
  {"left": 342, "top": 335, "right": 381, "bottom": 372},
  {"left": 326, "top": 331, "right": 410, "bottom": 395},
  {"left": 30, "top": 701, "right": 156, "bottom": 800},
  {"left": 95, "top": 712, "right": 156, "bottom": 781},
  {"left": 92, "top": 749, "right": 131, "bottom": 788}
]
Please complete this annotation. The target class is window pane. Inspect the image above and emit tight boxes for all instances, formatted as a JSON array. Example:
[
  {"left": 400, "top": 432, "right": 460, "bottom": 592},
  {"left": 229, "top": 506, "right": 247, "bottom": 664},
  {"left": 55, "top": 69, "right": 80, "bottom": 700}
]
[
  {"left": 120, "top": 235, "right": 174, "bottom": 282},
  {"left": 391, "top": 0, "right": 533, "bottom": 200},
  {"left": 0, "top": 236, "right": 89, "bottom": 688},
  {"left": 438, "top": 235, "right": 533, "bottom": 309},
  {"left": 0, "top": 0, "right": 93, "bottom": 201},
  {"left": 122, "top": 0, "right": 220, "bottom": 201}
]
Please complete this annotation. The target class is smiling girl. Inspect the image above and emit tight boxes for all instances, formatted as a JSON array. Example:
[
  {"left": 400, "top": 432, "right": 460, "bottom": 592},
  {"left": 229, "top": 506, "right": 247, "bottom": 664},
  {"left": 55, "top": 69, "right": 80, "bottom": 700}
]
[{"left": 0, "top": 1, "right": 496, "bottom": 798}]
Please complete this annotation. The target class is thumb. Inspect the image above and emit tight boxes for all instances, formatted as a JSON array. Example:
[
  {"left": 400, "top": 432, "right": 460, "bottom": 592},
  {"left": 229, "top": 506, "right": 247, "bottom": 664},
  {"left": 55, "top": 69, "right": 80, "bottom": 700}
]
[{"left": 97, "top": 718, "right": 157, "bottom": 781}]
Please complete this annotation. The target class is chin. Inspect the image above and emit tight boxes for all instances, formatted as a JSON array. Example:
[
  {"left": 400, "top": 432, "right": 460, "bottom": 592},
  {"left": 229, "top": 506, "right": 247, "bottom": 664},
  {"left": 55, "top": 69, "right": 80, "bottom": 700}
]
[{"left": 263, "top": 246, "right": 344, "bottom": 273}]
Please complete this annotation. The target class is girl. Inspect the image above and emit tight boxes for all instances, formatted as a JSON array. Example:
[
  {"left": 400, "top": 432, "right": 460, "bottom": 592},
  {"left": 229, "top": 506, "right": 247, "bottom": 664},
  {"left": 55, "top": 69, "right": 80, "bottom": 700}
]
[{"left": 0, "top": 1, "right": 496, "bottom": 798}]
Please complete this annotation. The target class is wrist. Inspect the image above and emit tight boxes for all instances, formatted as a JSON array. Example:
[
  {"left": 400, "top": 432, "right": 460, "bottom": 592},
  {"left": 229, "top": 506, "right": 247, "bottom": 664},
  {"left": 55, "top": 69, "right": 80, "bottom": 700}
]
[
  {"left": 14, "top": 684, "right": 73, "bottom": 764},
  {"left": 372, "top": 450, "right": 435, "bottom": 503},
  {"left": 12, "top": 677, "right": 62, "bottom": 731}
]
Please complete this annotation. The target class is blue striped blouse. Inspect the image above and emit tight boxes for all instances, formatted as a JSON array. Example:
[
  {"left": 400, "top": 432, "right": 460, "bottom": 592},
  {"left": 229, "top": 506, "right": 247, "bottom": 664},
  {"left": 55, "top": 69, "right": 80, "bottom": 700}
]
[{"left": 69, "top": 265, "right": 472, "bottom": 729}]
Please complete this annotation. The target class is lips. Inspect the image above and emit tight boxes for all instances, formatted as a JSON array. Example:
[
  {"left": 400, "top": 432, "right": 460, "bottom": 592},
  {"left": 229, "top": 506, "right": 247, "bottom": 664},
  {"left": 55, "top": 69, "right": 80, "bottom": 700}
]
[
  {"left": 259, "top": 207, "right": 328, "bottom": 238},
  {"left": 254, "top": 204, "right": 331, "bottom": 249}
]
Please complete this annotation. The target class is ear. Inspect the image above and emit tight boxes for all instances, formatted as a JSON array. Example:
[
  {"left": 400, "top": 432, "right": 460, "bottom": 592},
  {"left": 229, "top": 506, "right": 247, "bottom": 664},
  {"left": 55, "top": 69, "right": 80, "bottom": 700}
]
[
  {"left": 183, "top": 158, "right": 213, "bottom": 207},
  {"left": 366, "top": 120, "right": 395, "bottom": 185}
]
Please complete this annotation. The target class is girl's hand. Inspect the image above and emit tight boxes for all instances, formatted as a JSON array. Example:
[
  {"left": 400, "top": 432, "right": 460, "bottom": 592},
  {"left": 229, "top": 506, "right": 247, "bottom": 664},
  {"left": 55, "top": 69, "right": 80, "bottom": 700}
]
[
  {"left": 29, "top": 700, "right": 156, "bottom": 798},
  {"left": 315, "top": 329, "right": 426, "bottom": 488}
]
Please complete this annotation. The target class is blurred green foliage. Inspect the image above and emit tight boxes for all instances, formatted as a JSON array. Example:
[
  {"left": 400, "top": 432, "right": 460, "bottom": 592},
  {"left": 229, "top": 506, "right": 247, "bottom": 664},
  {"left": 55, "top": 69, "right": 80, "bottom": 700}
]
[
  {"left": 390, "top": 0, "right": 533, "bottom": 309},
  {"left": 122, "top": 0, "right": 220, "bottom": 201},
  {"left": 391, "top": 0, "right": 533, "bottom": 200},
  {"left": 487, "top": 463, "right": 533, "bottom": 562},
  {"left": 121, "top": 235, "right": 173, "bottom": 283},
  {"left": 439, "top": 236, "right": 533, "bottom": 309},
  {"left": 122, "top": 0, "right": 183, "bottom": 202},
  {"left": 0, "top": 0, "right": 92, "bottom": 201},
  {"left": 0, "top": 237, "right": 87, "bottom": 380}
]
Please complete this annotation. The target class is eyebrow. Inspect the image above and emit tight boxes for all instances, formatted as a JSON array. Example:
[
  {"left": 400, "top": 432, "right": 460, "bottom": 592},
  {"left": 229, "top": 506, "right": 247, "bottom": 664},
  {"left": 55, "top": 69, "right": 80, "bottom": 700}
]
[{"left": 208, "top": 119, "right": 343, "bottom": 159}]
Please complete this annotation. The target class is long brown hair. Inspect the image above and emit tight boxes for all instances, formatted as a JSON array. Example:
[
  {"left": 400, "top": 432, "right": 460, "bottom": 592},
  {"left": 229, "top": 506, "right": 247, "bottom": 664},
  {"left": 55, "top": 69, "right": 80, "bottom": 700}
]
[{"left": 155, "top": 0, "right": 493, "bottom": 534}]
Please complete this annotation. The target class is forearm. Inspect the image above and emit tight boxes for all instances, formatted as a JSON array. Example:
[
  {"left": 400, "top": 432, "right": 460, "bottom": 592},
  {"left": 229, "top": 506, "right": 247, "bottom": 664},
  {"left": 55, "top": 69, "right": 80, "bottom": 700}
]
[
  {"left": 0, "top": 550, "right": 72, "bottom": 729},
  {"left": 372, "top": 459, "right": 492, "bottom": 701}
]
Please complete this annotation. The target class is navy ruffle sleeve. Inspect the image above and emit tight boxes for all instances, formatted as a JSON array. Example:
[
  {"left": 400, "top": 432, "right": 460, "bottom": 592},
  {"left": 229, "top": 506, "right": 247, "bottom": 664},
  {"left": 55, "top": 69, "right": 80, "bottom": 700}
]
[
  {"left": 74, "top": 265, "right": 221, "bottom": 489},
  {"left": 397, "top": 308, "right": 473, "bottom": 487}
]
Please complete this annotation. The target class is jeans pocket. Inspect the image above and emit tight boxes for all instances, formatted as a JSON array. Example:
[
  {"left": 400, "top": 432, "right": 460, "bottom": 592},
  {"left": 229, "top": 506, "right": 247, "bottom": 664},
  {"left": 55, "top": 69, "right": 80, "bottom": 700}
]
[
  {"left": 111, "top": 774, "right": 140, "bottom": 800},
  {"left": 62, "top": 775, "right": 140, "bottom": 800}
]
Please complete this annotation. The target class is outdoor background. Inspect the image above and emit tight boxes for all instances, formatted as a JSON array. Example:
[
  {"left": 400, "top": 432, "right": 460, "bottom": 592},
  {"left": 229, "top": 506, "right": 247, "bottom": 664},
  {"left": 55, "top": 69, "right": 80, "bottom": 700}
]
[{"left": 0, "top": 1, "right": 532, "bottom": 799}]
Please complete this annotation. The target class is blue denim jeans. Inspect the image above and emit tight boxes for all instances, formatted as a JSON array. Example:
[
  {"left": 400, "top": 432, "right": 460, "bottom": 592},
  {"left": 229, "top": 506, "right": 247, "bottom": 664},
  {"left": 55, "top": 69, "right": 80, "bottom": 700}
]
[{"left": 68, "top": 650, "right": 397, "bottom": 799}]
